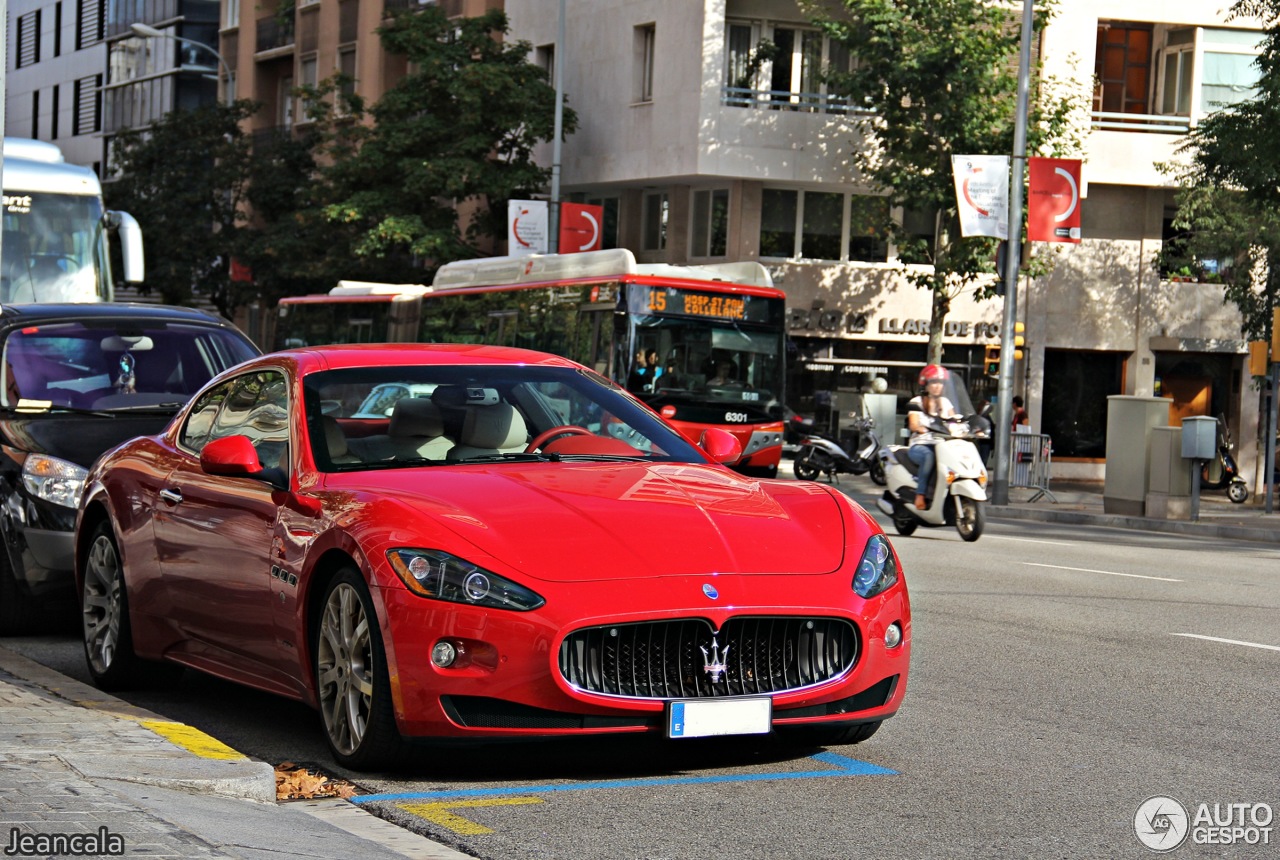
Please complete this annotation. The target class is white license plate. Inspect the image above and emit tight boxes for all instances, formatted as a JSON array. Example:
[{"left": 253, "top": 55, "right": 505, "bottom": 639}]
[{"left": 666, "top": 698, "right": 772, "bottom": 739}]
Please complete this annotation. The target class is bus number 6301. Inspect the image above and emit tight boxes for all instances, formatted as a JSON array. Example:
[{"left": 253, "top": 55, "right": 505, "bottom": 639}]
[{"left": 725, "top": 412, "right": 749, "bottom": 423}]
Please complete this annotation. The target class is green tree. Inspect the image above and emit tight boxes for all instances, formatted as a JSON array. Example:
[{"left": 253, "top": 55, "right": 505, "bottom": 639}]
[
  {"left": 1159, "top": 0, "right": 1280, "bottom": 342},
  {"left": 321, "top": 6, "right": 576, "bottom": 280},
  {"left": 805, "top": 0, "right": 1082, "bottom": 363},
  {"left": 106, "top": 101, "right": 258, "bottom": 315}
]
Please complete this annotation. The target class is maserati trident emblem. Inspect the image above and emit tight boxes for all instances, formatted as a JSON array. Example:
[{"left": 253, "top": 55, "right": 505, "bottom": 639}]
[
  {"left": 702, "top": 583, "right": 719, "bottom": 600},
  {"left": 700, "top": 637, "right": 730, "bottom": 683}
]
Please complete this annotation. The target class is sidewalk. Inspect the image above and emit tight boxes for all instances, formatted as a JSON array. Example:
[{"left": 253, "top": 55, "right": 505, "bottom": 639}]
[
  {"left": 0, "top": 646, "right": 468, "bottom": 860},
  {"left": 0, "top": 470, "right": 1274, "bottom": 860},
  {"left": 777, "top": 459, "right": 1280, "bottom": 544}
]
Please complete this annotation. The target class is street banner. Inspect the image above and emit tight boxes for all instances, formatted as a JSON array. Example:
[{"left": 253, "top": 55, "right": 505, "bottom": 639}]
[
  {"left": 1028, "top": 157, "right": 1082, "bottom": 243},
  {"left": 559, "top": 203, "right": 605, "bottom": 253},
  {"left": 952, "top": 155, "right": 1009, "bottom": 239},
  {"left": 508, "top": 199, "right": 548, "bottom": 255}
]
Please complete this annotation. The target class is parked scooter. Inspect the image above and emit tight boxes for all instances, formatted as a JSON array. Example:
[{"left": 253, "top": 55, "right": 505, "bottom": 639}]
[
  {"left": 876, "top": 415, "right": 988, "bottom": 541},
  {"left": 1200, "top": 415, "right": 1249, "bottom": 504},
  {"left": 793, "top": 415, "right": 886, "bottom": 485}
]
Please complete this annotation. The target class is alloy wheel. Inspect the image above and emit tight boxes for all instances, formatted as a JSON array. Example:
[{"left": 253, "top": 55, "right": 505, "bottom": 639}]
[
  {"left": 317, "top": 582, "right": 376, "bottom": 756},
  {"left": 82, "top": 533, "right": 124, "bottom": 676}
]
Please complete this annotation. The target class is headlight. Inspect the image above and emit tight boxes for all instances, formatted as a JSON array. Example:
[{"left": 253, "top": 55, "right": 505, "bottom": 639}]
[
  {"left": 852, "top": 534, "right": 898, "bottom": 599},
  {"left": 21, "top": 454, "right": 88, "bottom": 509},
  {"left": 387, "top": 549, "right": 545, "bottom": 611}
]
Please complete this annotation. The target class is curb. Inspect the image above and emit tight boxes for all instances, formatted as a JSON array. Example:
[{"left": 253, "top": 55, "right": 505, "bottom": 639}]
[
  {"left": 985, "top": 503, "right": 1280, "bottom": 544},
  {"left": 0, "top": 644, "right": 276, "bottom": 804}
]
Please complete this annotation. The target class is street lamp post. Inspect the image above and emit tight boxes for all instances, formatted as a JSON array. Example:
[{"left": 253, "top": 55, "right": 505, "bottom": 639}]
[{"left": 130, "top": 23, "right": 232, "bottom": 101}]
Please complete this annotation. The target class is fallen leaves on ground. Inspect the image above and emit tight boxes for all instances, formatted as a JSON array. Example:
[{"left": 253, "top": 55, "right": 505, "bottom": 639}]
[{"left": 275, "top": 761, "right": 358, "bottom": 801}]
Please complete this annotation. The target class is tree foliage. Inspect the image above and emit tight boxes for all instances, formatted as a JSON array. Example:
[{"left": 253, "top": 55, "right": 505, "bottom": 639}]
[
  {"left": 806, "top": 0, "right": 1083, "bottom": 362},
  {"left": 320, "top": 6, "right": 574, "bottom": 281},
  {"left": 106, "top": 6, "right": 573, "bottom": 315},
  {"left": 1160, "top": 0, "right": 1280, "bottom": 342}
]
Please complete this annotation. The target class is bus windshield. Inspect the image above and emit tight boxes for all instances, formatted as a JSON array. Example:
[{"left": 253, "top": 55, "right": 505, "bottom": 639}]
[
  {"left": 1, "top": 193, "right": 109, "bottom": 303},
  {"left": 626, "top": 316, "right": 783, "bottom": 410}
]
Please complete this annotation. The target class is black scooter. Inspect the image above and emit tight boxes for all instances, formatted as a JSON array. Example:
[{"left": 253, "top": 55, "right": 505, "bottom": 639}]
[
  {"left": 1200, "top": 417, "right": 1248, "bottom": 504},
  {"left": 793, "top": 415, "right": 886, "bottom": 485}
]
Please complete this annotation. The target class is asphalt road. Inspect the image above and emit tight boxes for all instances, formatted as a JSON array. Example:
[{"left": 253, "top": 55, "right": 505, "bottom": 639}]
[{"left": 8, "top": 516, "right": 1280, "bottom": 860}]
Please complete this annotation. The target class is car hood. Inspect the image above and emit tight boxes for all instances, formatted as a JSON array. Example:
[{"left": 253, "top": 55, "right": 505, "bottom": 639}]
[
  {"left": 0, "top": 412, "right": 176, "bottom": 468},
  {"left": 342, "top": 462, "right": 851, "bottom": 582}
]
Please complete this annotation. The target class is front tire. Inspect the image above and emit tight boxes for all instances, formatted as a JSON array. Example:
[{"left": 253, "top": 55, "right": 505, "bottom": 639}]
[
  {"left": 793, "top": 450, "right": 822, "bottom": 481},
  {"left": 1228, "top": 480, "right": 1249, "bottom": 504},
  {"left": 315, "top": 568, "right": 402, "bottom": 771},
  {"left": 81, "top": 523, "right": 144, "bottom": 690},
  {"left": 869, "top": 457, "right": 887, "bottom": 486},
  {"left": 892, "top": 515, "right": 918, "bottom": 536},
  {"left": 955, "top": 497, "right": 985, "bottom": 542}
]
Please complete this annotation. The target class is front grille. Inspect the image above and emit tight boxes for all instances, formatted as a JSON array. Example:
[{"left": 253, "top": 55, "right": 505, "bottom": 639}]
[{"left": 558, "top": 617, "right": 859, "bottom": 699}]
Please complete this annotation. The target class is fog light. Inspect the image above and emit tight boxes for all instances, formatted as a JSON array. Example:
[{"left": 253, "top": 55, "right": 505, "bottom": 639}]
[
  {"left": 884, "top": 623, "right": 902, "bottom": 649},
  {"left": 431, "top": 641, "right": 457, "bottom": 668}
]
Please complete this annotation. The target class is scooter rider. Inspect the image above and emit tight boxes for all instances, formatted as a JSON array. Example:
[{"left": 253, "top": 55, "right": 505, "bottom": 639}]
[{"left": 907, "top": 365, "right": 957, "bottom": 510}]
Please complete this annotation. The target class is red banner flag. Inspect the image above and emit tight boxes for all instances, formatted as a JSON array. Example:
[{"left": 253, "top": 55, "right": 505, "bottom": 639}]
[
  {"left": 1027, "top": 157, "right": 1082, "bottom": 243},
  {"left": 559, "top": 203, "right": 604, "bottom": 253}
]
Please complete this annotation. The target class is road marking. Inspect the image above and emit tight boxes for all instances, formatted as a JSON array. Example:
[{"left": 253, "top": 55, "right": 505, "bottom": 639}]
[
  {"left": 987, "top": 535, "right": 1077, "bottom": 547},
  {"left": 1172, "top": 633, "right": 1280, "bottom": 652},
  {"left": 353, "top": 751, "right": 894, "bottom": 804},
  {"left": 399, "top": 797, "right": 544, "bottom": 836},
  {"left": 139, "top": 719, "right": 247, "bottom": 760},
  {"left": 1020, "top": 562, "right": 1182, "bottom": 582}
]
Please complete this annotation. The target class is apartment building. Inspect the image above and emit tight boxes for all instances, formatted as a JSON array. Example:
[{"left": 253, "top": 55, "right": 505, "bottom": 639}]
[{"left": 505, "top": 0, "right": 1269, "bottom": 481}]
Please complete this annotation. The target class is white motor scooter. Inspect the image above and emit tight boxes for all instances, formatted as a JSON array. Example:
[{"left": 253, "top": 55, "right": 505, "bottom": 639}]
[{"left": 876, "top": 416, "right": 988, "bottom": 541}]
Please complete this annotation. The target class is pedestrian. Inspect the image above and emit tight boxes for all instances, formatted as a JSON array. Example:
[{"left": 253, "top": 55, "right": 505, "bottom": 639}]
[{"left": 1011, "top": 396, "right": 1028, "bottom": 431}]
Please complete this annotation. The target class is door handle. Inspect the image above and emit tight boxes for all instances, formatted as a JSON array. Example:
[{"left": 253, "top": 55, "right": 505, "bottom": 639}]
[{"left": 158, "top": 488, "right": 182, "bottom": 505}]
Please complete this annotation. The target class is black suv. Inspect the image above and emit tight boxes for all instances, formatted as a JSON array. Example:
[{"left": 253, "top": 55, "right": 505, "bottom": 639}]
[{"left": 0, "top": 303, "right": 261, "bottom": 633}]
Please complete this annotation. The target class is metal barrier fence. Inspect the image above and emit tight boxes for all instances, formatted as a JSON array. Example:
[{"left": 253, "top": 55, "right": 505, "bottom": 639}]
[{"left": 1009, "top": 432, "right": 1057, "bottom": 503}]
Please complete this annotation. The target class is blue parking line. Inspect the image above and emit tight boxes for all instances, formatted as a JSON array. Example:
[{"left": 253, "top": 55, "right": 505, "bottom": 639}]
[{"left": 351, "top": 752, "right": 895, "bottom": 804}]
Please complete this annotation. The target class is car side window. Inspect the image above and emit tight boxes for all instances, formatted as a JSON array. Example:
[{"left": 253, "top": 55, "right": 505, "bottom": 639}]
[{"left": 179, "top": 371, "right": 291, "bottom": 473}]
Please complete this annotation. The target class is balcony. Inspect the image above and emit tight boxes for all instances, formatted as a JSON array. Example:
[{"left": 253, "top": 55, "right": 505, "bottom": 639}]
[
  {"left": 256, "top": 16, "right": 295, "bottom": 54},
  {"left": 721, "top": 85, "right": 872, "bottom": 116},
  {"left": 1090, "top": 111, "right": 1191, "bottom": 135}
]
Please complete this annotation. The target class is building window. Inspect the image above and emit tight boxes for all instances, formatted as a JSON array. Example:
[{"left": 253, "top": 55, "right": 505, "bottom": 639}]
[
  {"left": 759, "top": 189, "right": 798, "bottom": 258},
  {"left": 338, "top": 0, "right": 359, "bottom": 43},
  {"left": 17, "top": 10, "right": 42, "bottom": 68},
  {"left": 280, "top": 75, "right": 295, "bottom": 128},
  {"left": 51, "top": 85, "right": 60, "bottom": 139},
  {"left": 224, "top": 0, "right": 240, "bottom": 29},
  {"left": 634, "top": 24, "right": 655, "bottom": 103},
  {"left": 1158, "top": 29, "right": 1195, "bottom": 115},
  {"left": 1199, "top": 28, "right": 1262, "bottom": 112},
  {"left": 725, "top": 19, "right": 853, "bottom": 112},
  {"left": 584, "top": 195, "right": 619, "bottom": 250},
  {"left": 849, "top": 195, "right": 890, "bottom": 263},
  {"left": 1095, "top": 23, "right": 1152, "bottom": 114},
  {"left": 537, "top": 44, "right": 555, "bottom": 87},
  {"left": 76, "top": 0, "right": 104, "bottom": 50},
  {"left": 74, "top": 75, "right": 102, "bottom": 135},
  {"left": 339, "top": 48, "right": 357, "bottom": 102},
  {"left": 32, "top": 91, "right": 41, "bottom": 139},
  {"left": 759, "top": 190, "right": 888, "bottom": 262},
  {"left": 642, "top": 191, "right": 667, "bottom": 251},
  {"left": 691, "top": 189, "right": 729, "bottom": 258},
  {"left": 54, "top": 3, "right": 63, "bottom": 57}
]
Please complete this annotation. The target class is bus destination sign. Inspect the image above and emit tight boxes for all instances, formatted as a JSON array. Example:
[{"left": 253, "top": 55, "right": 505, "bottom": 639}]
[{"left": 632, "top": 287, "right": 773, "bottom": 323}]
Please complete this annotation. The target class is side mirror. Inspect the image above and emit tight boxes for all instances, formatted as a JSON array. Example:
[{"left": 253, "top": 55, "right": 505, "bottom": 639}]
[
  {"left": 200, "top": 435, "right": 263, "bottom": 478},
  {"left": 699, "top": 428, "right": 742, "bottom": 464}
]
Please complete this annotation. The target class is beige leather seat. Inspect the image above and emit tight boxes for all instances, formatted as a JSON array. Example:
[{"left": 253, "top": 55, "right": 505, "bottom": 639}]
[
  {"left": 321, "top": 416, "right": 360, "bottom": 465},
  {"left": 388, "top": 397, "right": 452, "bottom": 460},
  {"left": 447, "top": 403, "right": 528, "bottom": 461}
]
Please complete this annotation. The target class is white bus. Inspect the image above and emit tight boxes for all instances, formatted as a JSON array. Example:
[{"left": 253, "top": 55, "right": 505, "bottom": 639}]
[{"left": 1, "top": 138, "right": 144, "bottom": 303}]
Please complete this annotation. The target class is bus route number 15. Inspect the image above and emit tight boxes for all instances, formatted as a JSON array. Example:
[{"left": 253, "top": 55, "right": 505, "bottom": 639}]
[{"left": 647, "top": 290, "right": 667, "bottom": 312}]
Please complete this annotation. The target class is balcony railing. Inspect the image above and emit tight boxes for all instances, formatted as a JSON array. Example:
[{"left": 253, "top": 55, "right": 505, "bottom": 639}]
[
  {"left": 721, "top": 85, "right": 873, "bottom": 116},
  {"left": 1090, "top": 111, "right": 1191, "bottom": 134},
  {"left": 256, "top": 16, "right": 296, "bottom": 53}
]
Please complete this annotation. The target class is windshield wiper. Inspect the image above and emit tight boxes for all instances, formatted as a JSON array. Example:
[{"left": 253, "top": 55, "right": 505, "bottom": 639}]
[
  {"left": 5, "top": 403, "right": 118, "bottom": 418},
  {"left": 450, "top": 452, "right": 562, "bottom": 464}
]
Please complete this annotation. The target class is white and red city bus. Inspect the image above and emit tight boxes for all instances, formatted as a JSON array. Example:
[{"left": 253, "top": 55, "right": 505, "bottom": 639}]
[{"left": 273, "top": 249, "right": 788, "bottom": 476}]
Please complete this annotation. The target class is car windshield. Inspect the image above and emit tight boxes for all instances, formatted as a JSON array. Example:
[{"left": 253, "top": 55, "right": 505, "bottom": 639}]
[
  {"left": 1, "top": 320, "right": 259, "bottom": 411},
  {"left": 305, "top": 364, "right": 708, "bottom": 472}
]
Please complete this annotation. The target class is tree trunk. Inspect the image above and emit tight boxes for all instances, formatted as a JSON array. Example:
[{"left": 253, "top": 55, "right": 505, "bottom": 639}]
[{"left": 927, "top": 287, "right": 948, "bottom": 365}]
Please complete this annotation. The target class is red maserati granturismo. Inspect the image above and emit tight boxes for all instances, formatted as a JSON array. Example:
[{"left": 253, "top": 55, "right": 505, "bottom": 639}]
[{"left": 76, "top": 344, "right": 910, "bottom": 770}]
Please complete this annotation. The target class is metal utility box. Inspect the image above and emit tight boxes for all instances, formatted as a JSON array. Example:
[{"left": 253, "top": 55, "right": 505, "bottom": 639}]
[
  {"left": 1180, "top": 416, "right": 1218, "bottom": 461},
  {"left": 1103, "top": 395, "right": 1172, "bottom": 516}
]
